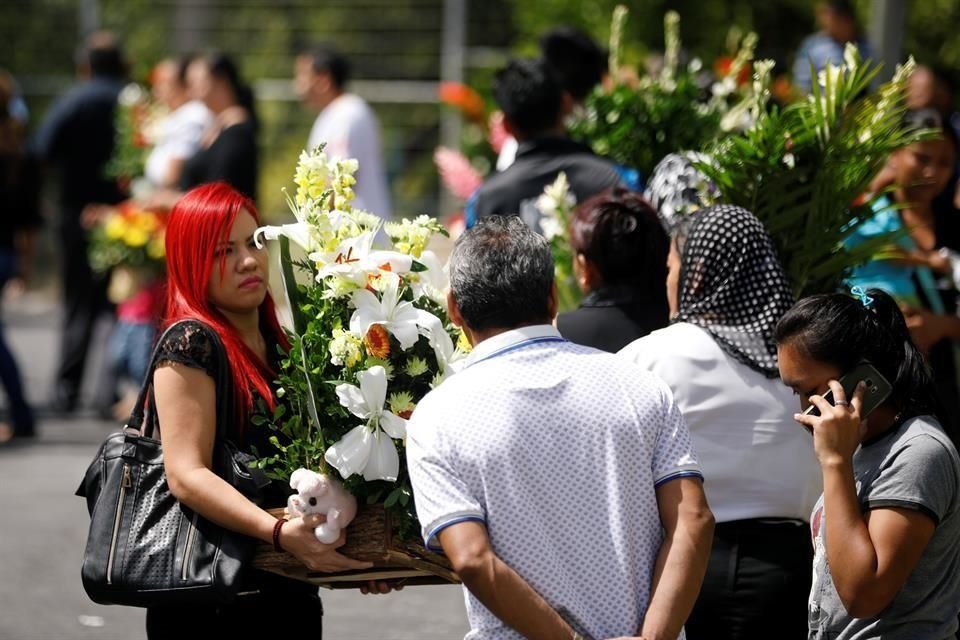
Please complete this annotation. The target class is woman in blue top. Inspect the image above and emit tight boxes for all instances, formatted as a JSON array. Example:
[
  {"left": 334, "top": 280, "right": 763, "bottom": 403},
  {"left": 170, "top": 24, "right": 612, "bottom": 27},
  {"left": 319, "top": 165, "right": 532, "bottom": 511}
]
[{"left": 845, "top": 108, "right": 960, "bottom": 437}]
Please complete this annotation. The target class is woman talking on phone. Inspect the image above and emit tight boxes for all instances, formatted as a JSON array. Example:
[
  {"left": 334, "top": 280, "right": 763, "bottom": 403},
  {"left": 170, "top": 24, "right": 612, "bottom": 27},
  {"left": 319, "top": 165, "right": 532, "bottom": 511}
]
[{"left": 776, "top": 288, "right": 960, "bottom": 639}]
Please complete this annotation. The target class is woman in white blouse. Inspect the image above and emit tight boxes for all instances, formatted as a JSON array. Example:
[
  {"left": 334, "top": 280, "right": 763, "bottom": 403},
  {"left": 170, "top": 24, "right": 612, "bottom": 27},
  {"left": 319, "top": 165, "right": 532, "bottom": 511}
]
[{"left": 619, "top": 204, "right": 820, "bottom": 639}]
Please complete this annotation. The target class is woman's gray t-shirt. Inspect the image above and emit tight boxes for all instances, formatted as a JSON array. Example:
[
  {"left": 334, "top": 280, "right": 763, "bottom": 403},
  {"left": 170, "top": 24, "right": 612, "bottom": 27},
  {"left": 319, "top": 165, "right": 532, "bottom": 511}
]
[{"left": 808, "top": 416, "right": 960, "bottom": 639}]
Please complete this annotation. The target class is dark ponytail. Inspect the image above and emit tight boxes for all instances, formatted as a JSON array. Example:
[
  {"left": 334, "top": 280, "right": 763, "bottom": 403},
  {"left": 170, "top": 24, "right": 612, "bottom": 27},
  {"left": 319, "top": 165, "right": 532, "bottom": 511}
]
[
  {"left": 774, "top": 289, "right": 937, "bottom": 417},
  {"left": 205, "top": 52, "right": 258, "bottom": 133}
]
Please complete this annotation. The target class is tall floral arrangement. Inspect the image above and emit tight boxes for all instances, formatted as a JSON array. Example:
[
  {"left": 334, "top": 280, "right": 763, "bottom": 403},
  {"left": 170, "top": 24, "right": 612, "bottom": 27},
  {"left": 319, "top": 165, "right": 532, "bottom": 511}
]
[
  {"left": 699, "top": 46, "right": 929, "bottom": 296},
  {"left": 570, "top": 7, "right": 761, "bottom": 180},
  {"left": 254, "top": 146, "right": 464, "bottom": 535},
  {"left": 537, "top": 172, "right": 580, "bottom": 311}
]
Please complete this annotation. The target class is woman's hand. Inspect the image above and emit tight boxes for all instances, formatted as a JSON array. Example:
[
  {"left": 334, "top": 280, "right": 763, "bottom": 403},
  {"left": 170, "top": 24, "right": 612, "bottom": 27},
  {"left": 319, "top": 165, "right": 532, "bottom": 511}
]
[
  {"left": 279, "top": 513, "right": 373, "bottom": 573},
  {"left": 794, "top": 381, "right": 867, "bottom": 467},
  {"left": 900, "top": 305, "right": 960, "bottom": 353},
  {"left": 359, "top": 580, "right": 405, "bottom": 595}
]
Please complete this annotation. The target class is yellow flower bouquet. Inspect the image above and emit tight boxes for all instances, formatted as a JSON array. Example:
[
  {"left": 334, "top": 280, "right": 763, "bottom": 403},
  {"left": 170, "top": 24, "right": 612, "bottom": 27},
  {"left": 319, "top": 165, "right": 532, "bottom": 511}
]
[{"left": 88, "top": 202, "right": 167, "bottom": 275}]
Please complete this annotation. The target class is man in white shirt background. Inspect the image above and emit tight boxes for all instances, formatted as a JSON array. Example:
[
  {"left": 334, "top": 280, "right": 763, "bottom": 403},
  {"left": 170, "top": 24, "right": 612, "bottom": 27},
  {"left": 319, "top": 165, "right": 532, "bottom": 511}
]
[
  {"left": 406, "top": 215, "right": 714, "bottom": 640},
  {"left": 294, "top": 44, "right": 392, "bottom": 219}
]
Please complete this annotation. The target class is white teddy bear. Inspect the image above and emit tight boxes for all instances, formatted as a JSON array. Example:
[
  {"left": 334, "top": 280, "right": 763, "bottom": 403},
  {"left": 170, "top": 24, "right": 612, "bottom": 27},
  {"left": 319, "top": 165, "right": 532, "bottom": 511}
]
[{"left": 287, "top": 468, "right": 358, "bottom": 544}]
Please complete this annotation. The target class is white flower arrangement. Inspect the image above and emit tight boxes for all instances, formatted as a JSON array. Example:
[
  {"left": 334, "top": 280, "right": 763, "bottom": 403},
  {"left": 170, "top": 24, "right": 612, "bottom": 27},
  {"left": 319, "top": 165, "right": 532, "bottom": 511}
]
[{"left": 254, "top": 145, "right": 465, "bottom": 530}]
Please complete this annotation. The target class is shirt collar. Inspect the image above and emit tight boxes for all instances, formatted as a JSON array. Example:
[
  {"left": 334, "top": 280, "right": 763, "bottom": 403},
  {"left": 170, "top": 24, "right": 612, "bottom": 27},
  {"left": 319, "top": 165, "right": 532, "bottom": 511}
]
[
  {"left": 464, "top": 324, "right": 564, "bottom": 368},
  {"left": 515, "top": 136, "right": 594, "bottom": 159}
]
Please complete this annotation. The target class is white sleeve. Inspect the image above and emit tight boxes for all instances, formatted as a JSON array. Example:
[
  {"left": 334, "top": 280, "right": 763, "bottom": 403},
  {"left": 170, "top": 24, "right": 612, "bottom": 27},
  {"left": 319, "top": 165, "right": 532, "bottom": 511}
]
[
  {"left": 406, "top": 403, "right": 485, "bottom": 551},
  {"left": 651, "top": 380, "right": 703, "bottom": 487},
  {"left": 618, "top": 335, "right": 657, "bottom": 371}
]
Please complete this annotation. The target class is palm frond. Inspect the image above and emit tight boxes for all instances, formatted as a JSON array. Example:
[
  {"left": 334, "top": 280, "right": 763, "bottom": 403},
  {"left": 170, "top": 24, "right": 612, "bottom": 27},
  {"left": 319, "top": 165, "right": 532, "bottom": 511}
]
[{"left": 700, "top": 49, "right": 929, "bottom": 297}]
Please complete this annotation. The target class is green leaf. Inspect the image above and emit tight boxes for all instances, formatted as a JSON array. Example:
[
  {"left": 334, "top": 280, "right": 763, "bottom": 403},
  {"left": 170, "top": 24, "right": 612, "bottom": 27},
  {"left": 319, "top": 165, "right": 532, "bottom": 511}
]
[
  {"left": 384, "top": 487, "right": 403, "bottom": 508},
  {"left": 279, "top": 235, "right": 308, "bottom": 336}
]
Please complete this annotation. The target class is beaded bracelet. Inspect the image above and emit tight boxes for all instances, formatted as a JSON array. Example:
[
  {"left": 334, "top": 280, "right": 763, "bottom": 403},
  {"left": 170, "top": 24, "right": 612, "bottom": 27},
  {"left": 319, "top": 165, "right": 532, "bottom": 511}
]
[{"left": 272, "top": 518, "right": 288, "bottom": 552}]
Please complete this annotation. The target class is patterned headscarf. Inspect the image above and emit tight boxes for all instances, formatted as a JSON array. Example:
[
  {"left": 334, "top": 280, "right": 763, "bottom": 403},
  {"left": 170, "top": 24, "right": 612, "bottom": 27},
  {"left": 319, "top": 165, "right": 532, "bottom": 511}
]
[
  {"left": 644, "top": 152, "right": 721, "bottom": 234},
  {"left": 674, "top": 205, "right": 794, "bottom": 378}
]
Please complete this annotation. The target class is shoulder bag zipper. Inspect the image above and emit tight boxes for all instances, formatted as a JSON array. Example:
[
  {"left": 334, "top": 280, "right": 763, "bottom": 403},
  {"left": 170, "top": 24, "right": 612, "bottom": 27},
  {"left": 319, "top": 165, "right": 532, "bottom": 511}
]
[
  {"left": 106, "top": 464, "right": 131, "bottom": 585},
  {"left": 181, "top": 512, "right": 199, "bottom": 581}
]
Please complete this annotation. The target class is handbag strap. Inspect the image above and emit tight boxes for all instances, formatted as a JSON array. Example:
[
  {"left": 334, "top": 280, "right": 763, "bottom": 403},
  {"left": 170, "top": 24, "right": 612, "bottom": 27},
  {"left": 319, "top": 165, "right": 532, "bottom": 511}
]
[{"left": 126, "top": 320, "right": 236, "bottom": 441}]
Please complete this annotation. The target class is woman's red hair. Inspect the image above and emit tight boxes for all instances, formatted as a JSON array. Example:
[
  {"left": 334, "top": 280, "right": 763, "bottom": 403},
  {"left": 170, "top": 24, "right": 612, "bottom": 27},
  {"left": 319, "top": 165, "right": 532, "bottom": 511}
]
[{"left": 163, "top": 182, "right": 289, "bottom": 431}]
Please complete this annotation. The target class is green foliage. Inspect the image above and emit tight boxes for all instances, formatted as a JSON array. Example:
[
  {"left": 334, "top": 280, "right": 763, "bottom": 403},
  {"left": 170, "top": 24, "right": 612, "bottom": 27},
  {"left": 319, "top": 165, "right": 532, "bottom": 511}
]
[
  {"left": 572, "top": 76, "right": 722, "bottom": 180},
  {"left": 569, "top": 9, "right": 750, "bottom": 180},
  {"left": 104, "top": 88, "right": 150, "bottom": 182},
  {"left": 700, "top": 49, "right": 928, "bottom": 297}
]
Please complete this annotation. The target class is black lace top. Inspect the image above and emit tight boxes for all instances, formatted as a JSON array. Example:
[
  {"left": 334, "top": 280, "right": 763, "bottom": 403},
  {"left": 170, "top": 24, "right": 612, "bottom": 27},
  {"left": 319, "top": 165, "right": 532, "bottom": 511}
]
[{"left": 153, "top": 319, "right": 289, "bottom": 505}]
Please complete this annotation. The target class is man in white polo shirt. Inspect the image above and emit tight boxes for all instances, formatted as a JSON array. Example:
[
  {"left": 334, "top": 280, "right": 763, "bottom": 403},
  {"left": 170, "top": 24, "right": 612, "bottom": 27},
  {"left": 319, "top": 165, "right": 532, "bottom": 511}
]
[
  {"left": 406, "top": 216, "right": 714, "bottom": 640},
  {"left": 294, "top": 44, "right": 391, "bottom": 219}
]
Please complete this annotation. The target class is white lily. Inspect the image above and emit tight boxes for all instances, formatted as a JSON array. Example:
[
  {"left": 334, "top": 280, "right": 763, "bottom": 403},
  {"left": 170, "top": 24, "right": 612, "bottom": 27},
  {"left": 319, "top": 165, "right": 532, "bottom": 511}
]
[
  {"left": 254, "top": 202, "right": 343, "bottom": 254},
  {"left": 410, "top": 250, "right": 449, "bottom": 307},
  {"left": 349, "top": 271, "right": 441, "bottom": 350},
  {"left": 324, "top": 366, "right": 407, "bottom": 482},
  {"left": 254, "top": 222, "right": 315, "bottom": 253},
  {"left": 417, "top": 311, "right": 467, "bottom": 381},
  {"left": 312, "top": 231, "right": 414, "bottom": 286}
]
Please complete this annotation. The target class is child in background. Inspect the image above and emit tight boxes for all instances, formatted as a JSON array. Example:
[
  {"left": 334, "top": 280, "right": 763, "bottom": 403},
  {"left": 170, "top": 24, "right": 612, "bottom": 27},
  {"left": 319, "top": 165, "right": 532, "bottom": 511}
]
[{"left": 106, "top": 265, "right": 163, "bottom": 418}]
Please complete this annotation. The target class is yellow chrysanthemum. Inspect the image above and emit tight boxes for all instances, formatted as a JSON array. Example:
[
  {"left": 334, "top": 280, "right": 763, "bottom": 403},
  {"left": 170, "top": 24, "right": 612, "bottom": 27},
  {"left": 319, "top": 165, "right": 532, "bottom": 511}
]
[
  {"left": 147, "top": 239, "right": 165, "bottom": 259},
  {"left": 123, "top": 228, "right": 149, "bottom": 248},
  {"left": 104, "top": 216, "right": 127, "bottom": 240}
]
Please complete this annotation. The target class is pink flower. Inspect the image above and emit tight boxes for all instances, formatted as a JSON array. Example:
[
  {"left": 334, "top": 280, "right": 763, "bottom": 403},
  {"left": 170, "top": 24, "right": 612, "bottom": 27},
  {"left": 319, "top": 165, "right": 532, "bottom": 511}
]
[
  {"left": 487, "top": 111, "right": 510, "bottom": 154},
  {"left": 433, "top": 147, "right": 484, "bottom": 200}
]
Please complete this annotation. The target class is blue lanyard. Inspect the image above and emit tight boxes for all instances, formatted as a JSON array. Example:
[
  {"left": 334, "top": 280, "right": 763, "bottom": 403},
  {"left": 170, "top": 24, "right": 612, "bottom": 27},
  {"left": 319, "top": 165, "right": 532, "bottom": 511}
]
[{"left": 467, "top": 336, "right": 568, "bottom": 368}]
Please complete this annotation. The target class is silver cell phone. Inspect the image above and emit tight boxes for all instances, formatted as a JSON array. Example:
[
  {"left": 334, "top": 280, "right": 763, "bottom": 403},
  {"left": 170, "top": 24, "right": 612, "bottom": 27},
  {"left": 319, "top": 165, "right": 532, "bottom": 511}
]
[{"left": 803, "top": 361, "right": 893, "bottom": 419}]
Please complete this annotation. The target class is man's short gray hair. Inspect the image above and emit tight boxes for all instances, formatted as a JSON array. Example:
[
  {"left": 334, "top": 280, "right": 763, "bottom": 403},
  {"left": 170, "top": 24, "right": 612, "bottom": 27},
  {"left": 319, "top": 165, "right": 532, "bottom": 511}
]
[{"left": 449, "top": 216, "right": 555, "bottom": 332}]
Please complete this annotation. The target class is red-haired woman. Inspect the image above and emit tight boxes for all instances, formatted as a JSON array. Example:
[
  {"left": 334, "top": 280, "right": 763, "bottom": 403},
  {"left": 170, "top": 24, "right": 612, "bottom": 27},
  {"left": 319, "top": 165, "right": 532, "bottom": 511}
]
[{"left": 145, "top": 182, "right": 370, "bottom": 637}]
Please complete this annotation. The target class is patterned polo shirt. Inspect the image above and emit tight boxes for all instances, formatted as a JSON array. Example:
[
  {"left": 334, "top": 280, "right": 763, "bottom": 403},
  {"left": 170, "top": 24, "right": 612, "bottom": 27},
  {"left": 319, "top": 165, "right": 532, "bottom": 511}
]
[{"left": 406, "top": 325, "right": 702, "bottom": 640}]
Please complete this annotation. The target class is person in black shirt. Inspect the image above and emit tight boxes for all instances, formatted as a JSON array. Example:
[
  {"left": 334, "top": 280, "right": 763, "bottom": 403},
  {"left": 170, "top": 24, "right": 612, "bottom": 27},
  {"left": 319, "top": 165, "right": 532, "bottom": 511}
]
[
  {"left": 146, "top": 183, "right": 370, "bottom": 638},
  {"left": 179, "top": 52, "right": 258, "bottom": 201},
  {"left": 0, "top": 69, "right": 40, "bottom": 441},
  {"left": 35, "top": 31, "right": 126, "bottom": 412},
  {"left": 465, "top": 58, "right": 622, "bottom": 230},
  {"left": 557, "top": 189, "right": 669, "bottom": 352}
]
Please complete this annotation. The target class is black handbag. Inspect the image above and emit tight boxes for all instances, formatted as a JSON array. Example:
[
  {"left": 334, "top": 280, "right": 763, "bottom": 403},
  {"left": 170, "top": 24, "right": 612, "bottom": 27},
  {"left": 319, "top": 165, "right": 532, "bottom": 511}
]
[{"left": 76, "top": 321, "right": 271, "bottom": 607}]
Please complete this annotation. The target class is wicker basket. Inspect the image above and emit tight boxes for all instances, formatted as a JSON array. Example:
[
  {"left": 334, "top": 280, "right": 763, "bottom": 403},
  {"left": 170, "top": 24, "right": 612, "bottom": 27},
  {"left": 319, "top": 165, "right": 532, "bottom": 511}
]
[{"left": 253, "top": 505, "right": 460, "bottom": 589}]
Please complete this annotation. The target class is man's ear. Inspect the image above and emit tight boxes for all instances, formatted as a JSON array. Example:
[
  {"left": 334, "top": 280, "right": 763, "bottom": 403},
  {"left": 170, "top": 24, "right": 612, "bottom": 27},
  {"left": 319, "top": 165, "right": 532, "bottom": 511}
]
[
  {"left": 547, "top": 281, "right": 559, "bottom": 320},
  {"left": 317, "top": 69, "right": 335, "bottom": 95},
  {"left": 447, "top": 288, "right": 465, "bottom": 328}
]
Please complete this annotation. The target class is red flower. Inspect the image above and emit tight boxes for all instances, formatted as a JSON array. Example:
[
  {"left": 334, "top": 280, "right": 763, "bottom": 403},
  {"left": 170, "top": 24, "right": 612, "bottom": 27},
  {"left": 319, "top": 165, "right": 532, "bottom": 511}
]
[
  {"left": 713, "top": 56, "right": 751, "bottom": 86},
  {"left": 438, "top": 82, "right": 487, "bottom": 123}
]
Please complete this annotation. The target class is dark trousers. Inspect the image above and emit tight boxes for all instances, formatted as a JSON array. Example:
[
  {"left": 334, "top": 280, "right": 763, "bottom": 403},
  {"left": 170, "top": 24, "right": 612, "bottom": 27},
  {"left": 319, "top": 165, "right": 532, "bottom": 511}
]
[
  {"left": 55, "top": 223, "right": 111, "bottom": 407},
  {"left": 145, "top": 572, "right": 323, "bottom": 638},
  {"left": 0, "top": 250, "right": 33, "bottom": 434},
  {"left": 685, "top": 518, "right": 813, "bottom": 640}
]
